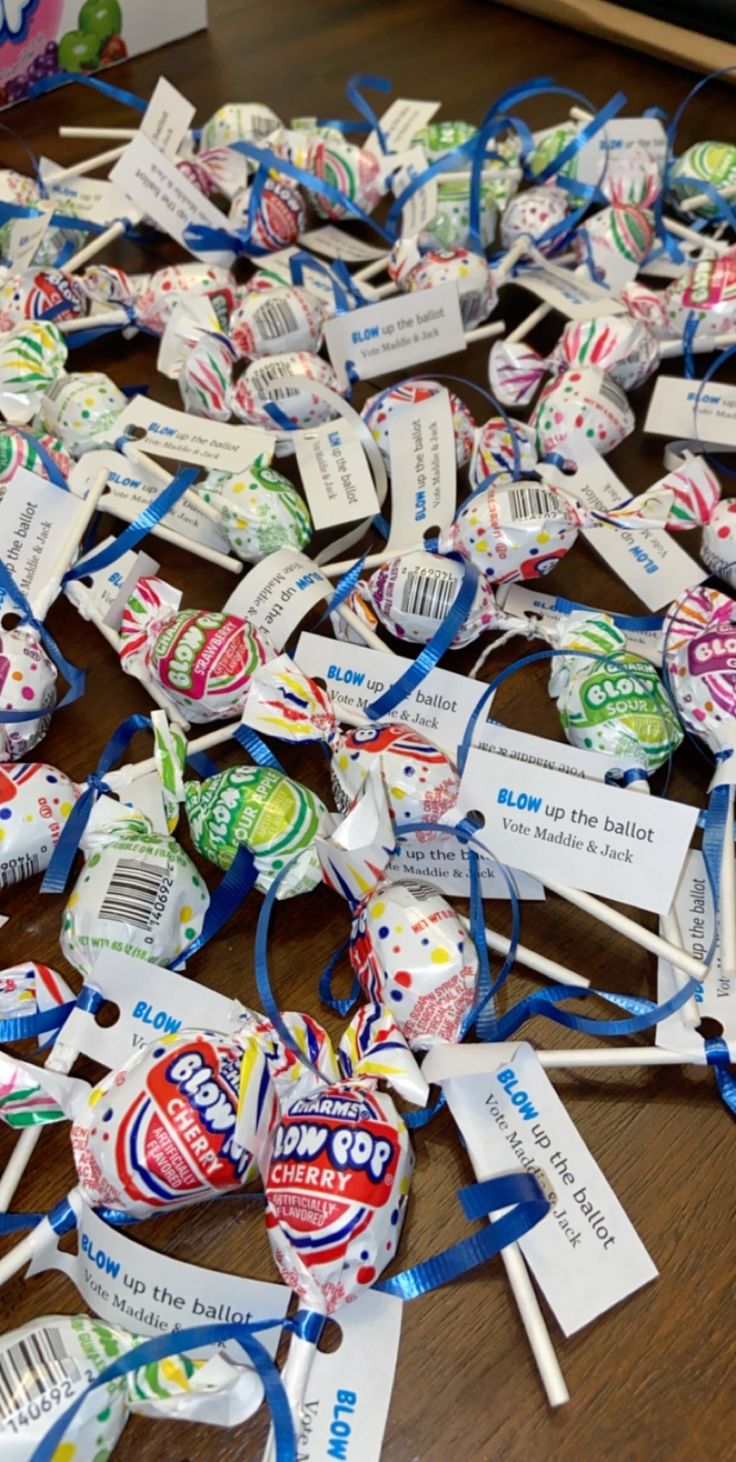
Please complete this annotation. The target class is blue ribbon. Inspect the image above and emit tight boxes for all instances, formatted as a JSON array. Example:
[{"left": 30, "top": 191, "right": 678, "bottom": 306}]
[
  {"left": 30, "top": 1318, "right": 294, "bottom": 1462},
  {"left": 63, "top": 467, "right": 200, "bottom": 581},
  {"left": 40, "top": 713, "right": 153, "bottom": 893},
  {"left": 364, "top": 556, "right": 477, "bottom": 720},
  {"left": 171, "top": 843, "right": 259, "bottom": 965},
  {"left": 233, "top": 723, "right": 286, "bottom": 772},
  {"left": 376, "top": 1172, "right": 549, "bottom": 1299},
  {"left": 28, "top": 71, "right": 148, "bottom": 112},
  {"left": 706, "top": 1037, "right": 736, "bottom": 1116},
  {"left": 0, "top": 562, "right": 85, "bottom": 725},
  {"left": 345, "top": 73, "right": 392, "bottom": 152},
  {"left": 0, "top": 1002, "right": 75, "bottom": 1046},
  {"left": 6, "top": 429, "right": 70, "bottom": 490},
  {"left": 495, "top": 974, "right": 700, "bottom": 1041},
  {"left": 664, "top": 66, "right": 736, "bottom": 231},
  {"left": 319, "top": 939, "right": 361, "bottom": 1017}
]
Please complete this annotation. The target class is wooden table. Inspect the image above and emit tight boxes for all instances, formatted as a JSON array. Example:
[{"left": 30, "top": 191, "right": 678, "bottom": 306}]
[{"left": 1, "top": 4, "right": 734, "bottom": 1458}]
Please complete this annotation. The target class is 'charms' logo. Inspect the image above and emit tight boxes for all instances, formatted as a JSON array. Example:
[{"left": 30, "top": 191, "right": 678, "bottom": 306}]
[{"left": 1, "top": 0, "right": 40, "bottom": 46}]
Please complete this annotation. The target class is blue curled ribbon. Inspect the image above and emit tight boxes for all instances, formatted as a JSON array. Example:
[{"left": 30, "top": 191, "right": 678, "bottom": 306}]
[
  {"left": 63, "top": 466, "right": 200, "bottom": 581},
  {"left": 289, "top": 249, "right": 371, "bottom": 311},
  {"left": 376, "top": 1172, "right": 549, "bottom": 1299},
  {"left": 6, "top": 429, "right": 70, "bottom": 489},
  {"left": 40, "top": 713, "right": 153, "bottom": 893},
  {"left": 0, "top": 561, "right": 85, "bottom": 725},
  {"left": 28, "top": 70, "right": 148, "bottom": 112},
  {"left": 322, "top": 550, "right": 369, "bottom": 623},
  {"left": 170, "top": 844, "right": 259, "bottom": 966},
  {"left": 30, "top": 1318, "right": 295, "bottom": 1462},
  {"left": 495, "top": 974, "right": 700, "bottom": 1041},
  {"left": 0, "top": 1001, "right": 75, "bottom": 1046},
  {"left": 706, "top": 1037, "right": 736, "bottom": 1116},
  {"left": 319, "top": 940, "right": 360, "bottom": 1017},
  {"left": 345, "top": 73, "right": 392, "bottom": 152},
  {"left": 233, "top": 723, "right": 286, "bottom": 771},
  {"left": 364, "top": 556, "right": 477, "bottom": 720}
]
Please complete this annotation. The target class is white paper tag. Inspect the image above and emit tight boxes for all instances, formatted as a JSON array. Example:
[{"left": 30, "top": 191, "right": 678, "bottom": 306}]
[
  {"left": 470, "top": 721, "right": 645, "bottom": 785},
  {"left": 295, "top": 420, "right": 380, "bottom": 529},
  {"left": 2, "top": 209, "right": 51, "bottom": 270},
  {"left": 657, "top": 849, "right": 736, "bottom": 1058},
  {"left": 563, "top": 435, "right": 704, "bottom": 610},
  {"left": 389, "top": 145, "right": 437, "bottom": 237},
  {"left": 575, "top": 116, "right": 667, "bottom": 185},
  {"left": 298, "top": 226, "right": 387, "bottom": 263},
  {"left": 295, "top": 1291, "right": 403, "bottom": 1462},
  {"left": 41, "top": 156, "right": 131, "bottom": 225},
  {"left": 497, "top": 584, "right": 664, "bottom": 665},
  {"left": 387, "top": 839, "right": 544, "bottom": 900},
  {"left": 0, "top": 468, "right": 89, "bottom": 619},
  {"left": 365, "top": 97, "right": 441, "bottom": 156},
  {"left": 59, "top": 952, "right": 247, "bottom": 1069},
  {"left": 64, "top": 543, "right": 159, "bottom": 629},
  {"left": 30, "top": 1195, "right": 290, "bottom": 1347},
  {"left": 514, "top": 264, "right": 625, "bottom": 320},
  {"left": 324, "top": 282, "right": 466, "bottom": 389},
  {"left": 295, "top": 632, "right": 494, "bottom": 757},
  {"left": 115, "top": 396, "right": 272, "bottom": 473},
  {"left": 70, "top": 450, "right": 230, "bottom": 554},
  {"left": 457, "top": 747, "right": 698, "bottom": 912},
  {"left": 645, "top": 377, "right": 736, "bottom": 450},
  {"left": 224, "top": 549, "right": 332, "bottom": 649},
  {"left": 110, "top": 133, "right": 233, "bottom": 265},
  {"left": 423, "top": 1042, "right": 658, "bottom": 1335},
  {"left": 386, "top": 388, "right": 456, "bottom": 548},
  {"left": 140, "top": 77, "right": 196, "bottom": 158}
]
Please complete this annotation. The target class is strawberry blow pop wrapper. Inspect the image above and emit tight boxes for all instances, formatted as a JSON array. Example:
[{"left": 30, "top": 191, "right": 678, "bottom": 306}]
[
  {"left": 0, "top": 626, "right": 57, "bottom": 761},
  {"left": 623, "top": 254, "right": 736, "bottom": 342},
  {"left": 196, "top": 464, "right": 313, "bottom": 562},
  {"left": 119, "top": 575, "right": 269, "bottom": 723},
  {"left": 0, "top": 761, "right": 80, "bottom": 886},
  {"left": 183, "top": 764, "right": 331, "bottom": 895},
  {"left": 548, "top": 613, "right": 683, "bottom": 772},
  {"left": 60, "top": 796, "right": 210, "bottom": 978},
  {"left": 242, "top": 655, "right": 460, "bottom": 828}
]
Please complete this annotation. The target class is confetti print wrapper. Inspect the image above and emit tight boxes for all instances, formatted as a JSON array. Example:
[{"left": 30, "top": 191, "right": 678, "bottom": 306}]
[
  {"left": 228, "top": 179, "right": 306, "bottom": 251},
  {"left": 0, "top": 761, "right": 80, "bottom": 888},
  {"left": 339, "top": 549, "right": 508, "bottom": 648},
  {"left": 530, "top": 367, "right": 635, "bottom": 456},
  {"left": 0, "top": 626, "right": 57, "bottom": 762},
  {"left": 623, "top": 254, "right": 736, "bottom": 343},
  {"left": 242, "top": 655, "right": 460, "bottom": 832},
  {"left": 229, "top": 285, "right": 327, "bottom": 359},
  {"left": 391, "top": 244, "right": 497, "bottom": 329},
  {"left": 200, "top": 102, "right": 282, "bottom": 151},
  {"left": 0, "top": 320, "right": 68, "bottom": 425},
  {"left": 0, "top": 1313, "right": 267, "bottom": 1460},
  {"left": 60, "top": 796, "right": 210, "bottom": 978},
  {"left": 0, "top": 961, "right": 73, "bottom": 1048},
  {"left": 183, "top": 764, "right": 330, "bottom": 896},
  {"left": 0, "top": 170, "right": 41, "bottom": 210},
  {"left": 37, "top": 371, "right": 128, "bottom": 456},
  {"left": 0, "top": 426, "right": 71, "bottom": 484},
  {"left": 469, "top": 415, "right": 539, "bottom": 486},
  {"left": 0, "top": 269, "right": 86, "bottom": 333},
  {"left": 362, "top": 379, "right": 476, "bottom": 469},
  {"left": 132, "top": 263, "right": 239, "bottom": 337},
  {"left": 663, "top": 586, "right": 736, "bottom": 757},
  {"left": 670, "top": 141, "right": 736, "bottom": 219},
  {"left": 500, "top": 185, "right": 570, "bottom": 252},
  {"left": 349, "top": 878, "right": 479, "bottom": 1048},
  {"left": 70, "top": 1023, "right": 278, "bottom": 1216},
  {"left": 119, "top": 575, "right": 269, "bottom": 724},
  {"left": 197, "top": 463, "right": 312, "bottom": 562},
  {"left": 443, "top": 475, "right": 581, "bottom": 584},
  {"left": 548, "top": 612, "right": 683, "bottom": 772},
  {"left": 177, "top": 144, "right": 250, "bottom": 201},
  {"left": 229, "top": 351, "right": 342, "bottom": 436}
]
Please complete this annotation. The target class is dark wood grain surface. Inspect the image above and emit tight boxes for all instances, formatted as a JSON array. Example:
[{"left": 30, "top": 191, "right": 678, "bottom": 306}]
[{"left": 2, "top": 4, "right": 735, "bottom": 1458}]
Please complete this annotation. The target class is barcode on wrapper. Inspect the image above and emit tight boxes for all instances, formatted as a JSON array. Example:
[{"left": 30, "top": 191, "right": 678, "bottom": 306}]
[
  {"left": 99, "top": 857, "right": 167, "bottom": 930},
  {"left": 250, "top": 360, "right": 302, "bottom": 400},
  {"left": 254, "top": 297, "right": 300, "bottom": 341},
  {"left": 0, "top": 854, "right": 40, "bottom": 888},
  {"left": 399, "top": 565, "right": 457, "bottom": 622},
  {"left": 0, "top": 1328, "right": 81, "bottom": 1420},
  {"left": 502, "top": 486, "right": 561, "bottom": 522}
]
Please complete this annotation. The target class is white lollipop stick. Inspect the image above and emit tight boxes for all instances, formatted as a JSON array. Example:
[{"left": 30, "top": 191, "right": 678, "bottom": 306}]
[
  {"left": 679, "top": 183, "right": 736, "bottom": 215},
  {"left": 543, "top": 877, "right": 706, "bottom": 981},
  {"left": 59, "top": 126, "right": 138, "bottom": 141},
  {"left": 505, "top": 302, "right": 552, "bottom": 345},
  {"left": 98, "top": 497, "right": 243, "bottom": 574},
  {"left": 663, "top": 218, "right": 730, "bottom": 257},
  {"left": 59, "top": 309, "right": 132, "bottom": 334},
  {"left": 121, "top": 444, "right": 224, "bottom": 527},
  {"left": 0, "top": 1029, "right": 79, "bottom": 1212},
  {"left": 42, "top": 146, "right": 129, "bottom": 185},
  {"left": 458, "top": 918, "right": 589, "bottom": 989},
  {"left": 464, "top": 319, "right": 506, "bottom": 345},
  {"left": 538, "top": 1045, "right": 709, "bottom": 1069},
  {"left": 659, "top": 331, "right": 736, "bottom": 359},
  {"left": 0, "top": 1227, "right": 41, "bottom": 1288},
  {"left": 497, "top": 1240, "right": 568, "bottom": 1405},
  {"left": 353, "top": 257, "right": 389, "bottom": 283},
  {"left": 62, "top": 221, "right": 128, "bottom": 273},
  {"left": 263, "top": 1329, "right": 316, "bottom": 1462}
]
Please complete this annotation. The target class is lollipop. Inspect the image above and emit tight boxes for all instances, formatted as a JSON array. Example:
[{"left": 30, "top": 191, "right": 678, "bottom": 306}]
[
  {"left": 36, "top": 370, "right": 128, "bottom": 456},
  {"left": 349, "top": 878, "right": 479, "bottom": 1047},
  {"left": 575, "top": 203, "right": 655, "bottom": 288},
  {"left": 178, "top": 330, "right": 238, "bottom": 421},
  {"left": 499, "top": 185, "right": 570, "bottom": 253},
  {"left": 0, "top": 426, "right": 72, "bottom": 483},
  {"left": 0, "top": 761, "right": 80, "bottom": 886},
  {"left": 200, "top": 102, "right": 282, "bottom": 151},
  {"left": 229, "top": 178, "right": 306, "bottom": 251},
  {"left": 228, "top": 285, "right": 328, "bottom": 358},
  {"left": 333, "top": 548, "right": 513, "bottom": 648},
  {"left": 443, "top": 472, "right": 583, "bottom": 584},
  {"left": 419, "top": 178, "right": 498, "bottom": 251},
  {"left": 469, "top": 414, "right": 539, "bottom": 485},
  {"left": 229, "top": 351, "right": 343, "bottom": 436},
  {"left": 0, "top": 320, "right": 68, "bottom": 424},
  {"left": 0, "top": 961, "right": 73, "bottom": 1048},
  {"left": 548, "top": 613, "right": 683, "bottom": 773},
  {"left": 0, "top": 268, "right": 86, "bottom": 333},
  {"left": 60, "top": 796, "right": 210, "bottom": 977},
  {"left": 527, "top": 123, "right": 579, "bottom": 181},
  {"left": 622, "top": 254, "right": 736, "bottom": 343},
  {"left": 305, "top": 138, "right": 385, "bottom": 220},
  {"left": 132, "top": 263, "right": 239, "bottom": 337},
  {"left": 388, "top": 243, "right": 497, "bottom": 329},
  {"left": 242, "top": 655, "right": 460, "bottom": 828},
  {"left": 361, "top": 379, "right": 476, "bottom": 469},
  {"left": 670, "top": 142, "right": 736, "bottom": 218},
  {"left": 0, "top": 625, "right": 57, "bottom": 761},
  {"left": 196, "top": 463, "right": 313, "bottom": 562},
  {"left": 529, "top": 366, "right": 635, "bottom": 456},
  {"left": 183, "top": 764, "right": 331, "bottom": 895}
]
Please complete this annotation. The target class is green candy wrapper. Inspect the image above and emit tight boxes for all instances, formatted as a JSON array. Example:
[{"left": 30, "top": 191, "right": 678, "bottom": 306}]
[
  {"left": 197, "top": 462, "right": 312, "bottom": 563},
  {"left": 549, "top": 614, "right": 682, "bottom": 773},
  {"left": 184, "top": 764, "right": 330, "bottom": 897}
]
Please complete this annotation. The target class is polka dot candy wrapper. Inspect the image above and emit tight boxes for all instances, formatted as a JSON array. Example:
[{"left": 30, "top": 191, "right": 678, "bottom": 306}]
[
  {"left": 196, "top": 463, "right": 312, "bottom": 562},
  {"left": 623, "top": 254, "right": 736, "bottom": 343},
  {"left": 0, "top": 761, "right": 80, "bottom": 888},
  {"left": 362, "top": 379, "right": 476, "bottom": 469},
  {"left": 339, "top": 549, "right": 511, "bottom": 648},
  {"left": 229, "top": 351, "right": 343, "bottom": 437},
  {"left": 0, "top": 962, "right": 74, "bottom": 1048},
  {"left": 119, "top": 575, "right": 269, "bottom": 724},
  {"left": 0, "top": 626, "right": 57, "bottom": 762},
  {"left": 37, "top": 370, "right": 128, "bottom": 456},
  {"left": 229, "top": 285, "right": 327, "bottom": 359}
]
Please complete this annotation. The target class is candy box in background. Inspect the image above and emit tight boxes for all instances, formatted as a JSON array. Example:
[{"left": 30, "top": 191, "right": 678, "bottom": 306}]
[{"left": 0, "top": 0, "right": 208, "bottom": 107}]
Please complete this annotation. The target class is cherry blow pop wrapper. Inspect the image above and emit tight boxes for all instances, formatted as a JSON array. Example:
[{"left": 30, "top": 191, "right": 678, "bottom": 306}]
[
  {"left": 361, "top": 379, "right": 477, "bottom": 469},
  {"left": 547, "top": 612, "right": 683, "bottom": 773},
  {"left": 0, "top": 268, "right": 86, "bottom": 332},
  {"left": 0, "top": 626, "right": 57, "bottom": 761},
  {"left": 196, "top": 464, "right": 313, "bottom": 563},
  {"left": 242, "top": 655, "right": 460, "bottom": 828},
  {"left": 119, "top": 576, "right": 269, "bottom": 724},
  {"left": 0, "top": 1313, "right": 266, "bottom": 1461},
  {"left": 0, "top": 761, "right": 80, "bottom": 887},
  {"left": 60, "top": 796, "right": 210, "bottom": 979}
]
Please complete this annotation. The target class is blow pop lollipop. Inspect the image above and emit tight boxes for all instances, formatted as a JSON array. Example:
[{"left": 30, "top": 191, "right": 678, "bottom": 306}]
[
  {"left": 332, "top": 548, "right": 518, "bottom": 648},
  {"left": 0, "top": 268, "right": 86, "bottom": 332},
  {"left": 35, "top": 370, "right": 128, "bottom": 457},
  {"left": 387, "top": 243, "right": 497, "bottom": 329},
  {"left": 119, "top": 575, "right": 269, "bottom": 724},
  {"left": 0, "top": 761, "right": 80, "bottom": 886},
  {"left": 305, "top": 137, "right": 386, "bottom": 220},
  {"left": 499, "top": 186, "right": 570, "bottom": 254},
  {"left": 0, "top": 426, "right": 71, "bottom": 483},
  {"left": 548, "top": 612, "right": 683, "bottom": 772},
  {"left": 0, "top": 962, "right": 74, "bottom": 1049},
  {"left": 529, "top": 366, "right": 635, "bottom": 456},
  {"left": 229, "top": 351, "right": 343, "bottom": 435},
  {"left": 0, "top": 320, "right": 68, "bottom": 424},
  {"left": 0, "top": 626, "right": 57, "bottom": 761},
  {"left": 196, "top": 463, "right": 313, "bottom": 562},
  {"left": 200, "top": 102, "right": 282, "bottom": 151},
  {"left": 623, "top": 253, "right": 736, "bottom": 343},
  {"left": 228, "top": 284, "right": 328, "bottom": 358},
  {"left": 228, "top": 178, "right": 306, "bottom": 251},
  {"left": 361, "top": 379, "right": 477, "bottom": 469},
  {"left": 670, "top": 142, "right": 736, "bottom": 218}
]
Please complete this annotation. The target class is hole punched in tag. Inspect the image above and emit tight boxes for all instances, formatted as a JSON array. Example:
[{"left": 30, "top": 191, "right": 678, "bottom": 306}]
[
  {"left": 0, "top": 612, "right": 21, "bottom": 632},
  {"left": 93, "top": 999, "right": 122, "bottom": 1031},
  {"left": 696, "top": 1017, "right": 725, "bottom": 1040},
  {"left": 461, "top": 809, "right": 486, "bottom": 832}
]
